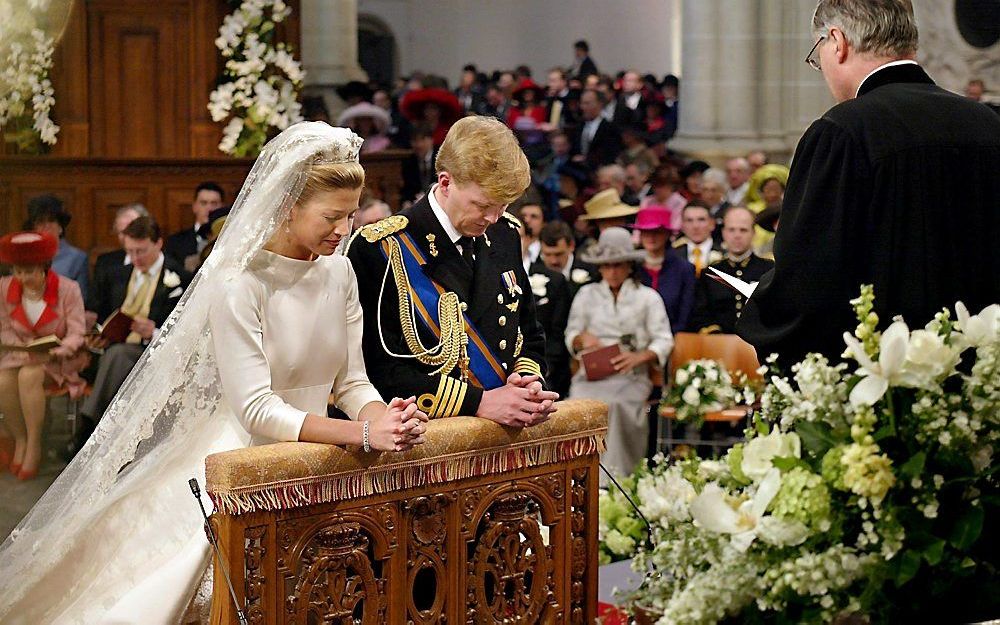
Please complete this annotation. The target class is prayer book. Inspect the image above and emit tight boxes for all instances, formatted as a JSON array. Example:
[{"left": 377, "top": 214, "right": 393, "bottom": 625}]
[
  {"left": 580, "top": 343, "right": 622, "bottom": 381},
  {"left": 96, "top": 309, "right": 134, "bottom": 344},
  {"left": 0, "top": 334, "right": 61, "bottom": 353}
]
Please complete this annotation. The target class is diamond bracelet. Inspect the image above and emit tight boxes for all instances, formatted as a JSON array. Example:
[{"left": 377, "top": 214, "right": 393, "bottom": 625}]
[{"left": 362, "top": 420, "right": 371, "bottom": 453}]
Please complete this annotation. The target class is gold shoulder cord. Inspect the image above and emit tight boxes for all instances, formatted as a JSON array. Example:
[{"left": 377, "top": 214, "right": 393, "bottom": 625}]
[{"left": 377, "top": 236, "right": 471, "bottom": 380}]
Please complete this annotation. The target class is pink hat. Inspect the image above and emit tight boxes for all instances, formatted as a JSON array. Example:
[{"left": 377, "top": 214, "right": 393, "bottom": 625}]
[{"left": 632, "top": 206, "right": 674, "bottom": 231}]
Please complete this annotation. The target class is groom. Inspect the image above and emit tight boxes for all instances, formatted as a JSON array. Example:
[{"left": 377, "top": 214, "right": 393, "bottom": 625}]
[{"left": 348, "top": 116, "right": 558, "bottom": 426}]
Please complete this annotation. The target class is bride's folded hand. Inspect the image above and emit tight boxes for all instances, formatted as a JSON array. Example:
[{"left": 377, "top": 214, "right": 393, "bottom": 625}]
[{"left": 369, "top": 397, "right": 428, "bottom": 452}]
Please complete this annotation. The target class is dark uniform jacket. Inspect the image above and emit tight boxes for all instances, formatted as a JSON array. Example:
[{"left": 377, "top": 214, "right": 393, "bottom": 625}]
[
  {"left": 347, "top": 196, "right": 547, "bottom": 418},
  {"left": 525, "top": 263, "right": 571, "bottom": 397},
  {"left": 691, "top": 254, "right": 773, "bottom": 334},
  {"left": 164, "top": 227, "right": 206, "bottom": 265},
  {"left": 738, "top": 64, "right": 1000, "bottom": 367}
]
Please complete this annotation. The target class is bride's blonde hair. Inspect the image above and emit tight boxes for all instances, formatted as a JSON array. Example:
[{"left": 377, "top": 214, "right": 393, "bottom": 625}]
[{"left": 298, "top": 161, "right": 366, "bottom": 203}]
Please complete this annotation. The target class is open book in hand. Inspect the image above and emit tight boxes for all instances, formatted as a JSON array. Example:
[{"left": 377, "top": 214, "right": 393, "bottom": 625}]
[
  {"left": 94, "top": 309, "right": 135, "bottom": 344},
  {"left": 706, "top": 267, "right": 758, "bottom": 299},
  {"left": 0, "top": 334, "right": 61, "bottom": 353}
]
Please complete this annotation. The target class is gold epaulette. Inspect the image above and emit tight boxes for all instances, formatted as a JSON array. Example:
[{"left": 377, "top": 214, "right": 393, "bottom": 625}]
[
  {"left": 361, "top": 215, "right": 408, "bottom": 243},
  {"left": 501, "top": 212, "right": 522, "bottom": 229},
  {"left": 672, "top": 236, "right": 690, "bottom": 249}
]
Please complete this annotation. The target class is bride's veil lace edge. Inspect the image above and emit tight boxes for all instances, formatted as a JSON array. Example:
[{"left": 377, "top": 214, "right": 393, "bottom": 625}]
[{"left": 0, "top": 122, "right": 365, "bottom": 615}]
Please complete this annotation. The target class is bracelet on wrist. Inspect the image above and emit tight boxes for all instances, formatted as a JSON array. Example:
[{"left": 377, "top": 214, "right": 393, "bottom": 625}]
[{"left": 362, "top": 420, "right": 371, "bottom": 452}]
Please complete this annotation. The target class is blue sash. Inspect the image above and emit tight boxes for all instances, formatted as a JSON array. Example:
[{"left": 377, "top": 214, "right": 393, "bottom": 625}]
[{"left": 381, "top": 232, "right": 507, "bottom": 390}]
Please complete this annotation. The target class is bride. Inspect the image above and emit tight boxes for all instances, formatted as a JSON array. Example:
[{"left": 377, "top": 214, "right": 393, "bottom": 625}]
[{"left": 0, "top": 123, "right": 428, "bottom": 624}]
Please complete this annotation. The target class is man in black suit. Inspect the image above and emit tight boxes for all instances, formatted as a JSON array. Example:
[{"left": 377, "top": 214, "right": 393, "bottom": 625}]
[
  {"left": 611, "top": 70, "right": 646, "bottom": 129},
  {"left": 401, "top": 125, "right": 438, "bottom": 204},
  {"left": 348, "top": 116, "right": 558, "bottom": 426},
  {"left": 516, "top": 219, "right": 572, "bottom": 397},
  {"left": 454, "top": 64, "right": 485, "bottom": 114},
  {"left": 691, "top": 207, "right": 773, "bottom": 334},
  {"left": 570, "top": 40, "right": 598, "bottom": 81},
  {"left": 739, "top": 0, "right": 1000, "bottom": 373},
  {"left": 82, "top": 217, "right": 192, "bottom": 438},
  {"left": 544, "top": 67, "right": 578, "bottom": 131},
  {"left": 572, "top": 89, "right": 622, "bottom": 171},
  {"left": 88, "top": 203, "right": 149, "bottom": 316},
  {"left": 164, "top": 181, "right": 224, "bottom": 270},
  {"left": 672, "top": 201, "right": 724, "bottom": 278},
  {"left": 535, "top": 220, "right": 600, "bottom": 300}
]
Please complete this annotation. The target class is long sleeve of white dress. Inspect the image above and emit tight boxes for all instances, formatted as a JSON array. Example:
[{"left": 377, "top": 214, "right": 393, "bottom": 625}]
[
  {"left": 331, "top": 263, "right": 385, "bottom": 418},
  {"left": 211, "top": 278, "right": 310, "bottom": 442}
]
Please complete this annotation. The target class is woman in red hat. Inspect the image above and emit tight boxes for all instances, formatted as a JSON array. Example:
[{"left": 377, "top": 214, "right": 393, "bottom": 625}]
[
  {"left": 0, "top": 231, "right": 88, "bottom": 480},
  {"left": 507, "top": 78, "right": 550, "bottom": 153},
  {"left": 399, "top": 87, "right": 462, "bottom": 146}
]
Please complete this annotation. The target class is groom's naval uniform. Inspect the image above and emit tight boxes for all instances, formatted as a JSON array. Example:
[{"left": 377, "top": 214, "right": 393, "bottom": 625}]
[{"left": 347, "top": 193, "right": 547, "bottom": 418}]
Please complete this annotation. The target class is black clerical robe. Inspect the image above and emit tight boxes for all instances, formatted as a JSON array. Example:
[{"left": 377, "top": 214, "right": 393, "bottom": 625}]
[{"left": 738, "top": 63, "right": 1000, "bottom": 367}]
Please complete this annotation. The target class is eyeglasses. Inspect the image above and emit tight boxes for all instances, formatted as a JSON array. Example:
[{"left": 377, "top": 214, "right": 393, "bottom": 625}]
[{"left": 805, "top": 35, "right": 826, "bottom": 71}]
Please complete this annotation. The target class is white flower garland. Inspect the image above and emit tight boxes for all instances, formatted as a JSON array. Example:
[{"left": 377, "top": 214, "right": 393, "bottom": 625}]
[
  {"left": 0, "top": 0, "right": 60, "bottom": 150},
  {"left": 208, "top": 0, "right": 304, "bottom": 156}
]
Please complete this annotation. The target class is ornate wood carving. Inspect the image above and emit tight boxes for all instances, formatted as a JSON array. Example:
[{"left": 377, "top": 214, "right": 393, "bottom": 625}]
[
  {"left": 244, "top": 525, "right": 267, "bottom": 625},
  {"left": 569, "top": 468, "right": 589, "bottom": 625},
  {"left": 404, "top": 494, "right": 454, "bottom": 624}
]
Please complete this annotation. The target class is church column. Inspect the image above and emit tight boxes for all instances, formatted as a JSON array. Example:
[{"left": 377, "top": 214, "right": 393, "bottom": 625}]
[
  {"left": 717, "top": 0, "right": 760, "bottom": 139},
  {"left": 674, "top": 0, "right": 720, "bottom": 140},
  {"left": 300, "top": 0, "right": 368, "bottom": 118}
]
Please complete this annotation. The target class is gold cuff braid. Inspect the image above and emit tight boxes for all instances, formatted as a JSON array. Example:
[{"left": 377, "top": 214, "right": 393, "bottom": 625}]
[{"left": 417, "top": 375, "right": 468, "bottom": 418}]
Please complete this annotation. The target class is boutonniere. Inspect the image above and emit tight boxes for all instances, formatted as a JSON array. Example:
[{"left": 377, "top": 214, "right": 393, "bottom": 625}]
[
  {"left": 162, "top": 270, "right": 181, "bottom": 288},
  {"left": 571, "top": 268, "right": 591, "bottom": 284},
  {"left": 528, "top": 273, "right": 550, "bottom": 297}
]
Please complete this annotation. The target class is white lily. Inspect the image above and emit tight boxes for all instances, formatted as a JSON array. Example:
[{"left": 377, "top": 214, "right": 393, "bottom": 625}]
[
  {"left": 741, "top": 428, "right": 800, "bottom": 482},
  {"left": 955, "top": 302, "right": 1000, "bottom": 348},
  {"left": 689, "top": 469, "right": 808, "bottom": 552},
  {"left": 842, "top": 320, "right": 909, "bottom": 406}
]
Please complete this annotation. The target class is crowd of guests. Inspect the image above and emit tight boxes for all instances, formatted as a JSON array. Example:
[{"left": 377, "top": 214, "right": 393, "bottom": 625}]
[{"left": 0, "top": 186, "right": 225, "bottom": 479}]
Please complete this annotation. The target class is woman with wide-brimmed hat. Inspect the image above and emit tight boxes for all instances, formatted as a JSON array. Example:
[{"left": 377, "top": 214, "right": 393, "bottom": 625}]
[
  {"left": 744, "top": 163, "right": 789, "bottom": 259},
  {"left": 507, "top": 78, "right": 549, "bottom": 150},
  {"left": 399, "top": 87, "right": 462, "bottom": 146},
  {"left": 633, "top": 206, "right": 696, "bottom": 332},
  {"left": 565, "top": 227, "right": 673, "bottom": 479},
  {"left": 0, "top": 231, "right": 89, "bottom": 480},
  {"left": 337, "top": 101, "right": 392, "bottom": 153}
]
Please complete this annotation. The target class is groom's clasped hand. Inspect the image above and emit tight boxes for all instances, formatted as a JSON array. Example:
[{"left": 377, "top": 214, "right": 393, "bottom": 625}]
[
  {"left": 369, "top": 396, "right": 429, "bottom": 452},
  {"left": 476, "top": 373, "right": 559, "bottom": 429}
]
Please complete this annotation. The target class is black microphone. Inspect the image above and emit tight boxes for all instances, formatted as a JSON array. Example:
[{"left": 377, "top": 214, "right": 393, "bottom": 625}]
[{"left": 188, "top": 478, "right": 249, "bottom": 625}]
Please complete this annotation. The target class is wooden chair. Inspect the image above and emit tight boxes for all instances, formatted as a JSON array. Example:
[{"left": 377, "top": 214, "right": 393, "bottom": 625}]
[{"left": 658, "top": 333, "right": 761, "bottom": 456}]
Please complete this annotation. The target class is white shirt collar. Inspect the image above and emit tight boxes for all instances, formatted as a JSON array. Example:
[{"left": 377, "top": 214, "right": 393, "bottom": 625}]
[
  {"left": 133, "top": 253, "right": 165, "bottom": 284},
  {"left": 687, "top": 239, "right": 713, "bottom": 255},
  {"left": 428, "top": 184, "right": 463, "bottom": 244},
  {"left": 856, "top": 60, "right": 918, "bottom": 97},
  {"left": 562, "top": 252, "right": 575, "bottom": 280}
]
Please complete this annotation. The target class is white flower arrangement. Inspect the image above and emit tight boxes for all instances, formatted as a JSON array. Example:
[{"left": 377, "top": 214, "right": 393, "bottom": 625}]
[
  {"left": 660, "top": 359, "right": 755, "bottom": 424},
  {"left": 604, "top": 285, "right": 999, "bottom": 624},
  {"left": 0, "top": 0, "right": 60, "bottom": 152},
  {"left": 208, "top": 0, "right": 304, "bottom": 156}
]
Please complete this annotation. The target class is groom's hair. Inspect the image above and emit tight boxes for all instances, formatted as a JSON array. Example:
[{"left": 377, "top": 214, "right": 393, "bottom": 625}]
[
  {"left": 299, "top": 161, "right": 366, "bottom": 205},
  {"left": 435, "top": 116, "right": 530, "bottom": 206}
]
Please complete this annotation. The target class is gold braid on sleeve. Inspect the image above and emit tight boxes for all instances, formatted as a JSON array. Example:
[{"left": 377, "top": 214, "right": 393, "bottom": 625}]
[{"left": 385, "top": 236, "right": 469, "bottom": 379}]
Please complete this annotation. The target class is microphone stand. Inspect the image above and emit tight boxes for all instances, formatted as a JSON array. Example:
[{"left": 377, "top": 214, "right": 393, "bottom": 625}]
[{"left": 188, "top": 478, "right": 249, "bottom": 625}]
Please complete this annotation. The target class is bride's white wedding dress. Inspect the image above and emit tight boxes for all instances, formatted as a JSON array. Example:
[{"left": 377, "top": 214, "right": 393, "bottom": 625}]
[{"left": 0, "top": 123, "right": 375, "bottom": 624}]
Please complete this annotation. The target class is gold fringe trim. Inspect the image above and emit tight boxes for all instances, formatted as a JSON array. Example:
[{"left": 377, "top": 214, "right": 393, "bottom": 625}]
[{"left": 209, "top": 431, "right": 606, "bottom": 516}]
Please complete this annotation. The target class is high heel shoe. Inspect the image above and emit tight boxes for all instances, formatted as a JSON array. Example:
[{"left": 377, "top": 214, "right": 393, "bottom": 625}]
[
  {"left": 10, "top": 462, "right": 22, "bottom": 475},
  {"left": 16, "top": 467, "right": 37, "bottom": 481}
]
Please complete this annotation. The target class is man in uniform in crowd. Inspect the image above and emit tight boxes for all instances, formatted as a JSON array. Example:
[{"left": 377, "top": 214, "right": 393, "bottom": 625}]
[{"left": 348, "top": 116, "right": 558, "bottom": 426}]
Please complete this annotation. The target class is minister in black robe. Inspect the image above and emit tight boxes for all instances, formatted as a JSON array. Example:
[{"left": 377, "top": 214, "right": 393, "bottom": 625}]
[{"left": 738, "top": 62, "right": 1000, "bottom": 367}]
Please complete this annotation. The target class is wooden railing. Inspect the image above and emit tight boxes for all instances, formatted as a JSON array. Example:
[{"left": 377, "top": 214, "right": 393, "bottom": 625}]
[{"left": 204, "top": 399, "right": 608, "bottom": 625}]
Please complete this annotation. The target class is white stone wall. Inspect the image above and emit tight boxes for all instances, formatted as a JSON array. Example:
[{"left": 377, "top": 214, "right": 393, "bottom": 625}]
[
  {"left": 356, "top": 0, "right": 682, "bottom": 83},
  {"left": 912, "top": 0, "right": 1000, "bottom": 97}
]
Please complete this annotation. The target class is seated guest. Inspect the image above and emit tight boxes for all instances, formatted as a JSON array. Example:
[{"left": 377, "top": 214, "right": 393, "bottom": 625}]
[
  {"left": 536, "top": 221, "right": 600, "bottom": 299},
  {"left": 678, "top": 160, "right": 710, "bottom": 201},
  {"left": 353, "top": 197, "right": 392, "bottom": 230},
  {"left": 700, "top": 168, "right": 732, "bottom": 245},
  {"left": 0, "top": 232, "right": 88, "bottom": 480},
  {"left": 745, "top": 164, "right": 789, "bottom": 259},
  {"left": 544, "top": 67, "right": 576, "bottom": 129},
  {"left": 577, "top": 188, "right": 638, "bottom": 236},
  {"left": 89, "top": 203, "right": 148, "bottom": 316},
  {"left": 596, "top": 164, "right": 628, "bottom": 199},
  {"left": 516, "top": 218, "right": 572, "bottom": 396},
  {"left": 337, "top": 102, "right": 392, "bottom": 153},
  {"left": 194, "top": 206, "right": 231, "bottom": 271},
  {"left": 691, "top": 206, "right": 774, "bottom": 334},
  {"left": 532, "top": 130, "right": 573, "bottom": 219},
  {"left": 165, "top": 181, "right": 224, "bottom": 270},
  {"left": 640, "top": 165, "right": 686, "bottom": 231},
  {"left": 633, "top": 207, "right": 695, "bottom": 333},
  {"left": 399, "top": 87, "right": 462, "bottom": 146},
  {"left": 515, "top": 200, "right": 546, "bottom": 271},
  {"left": 616, "top": 123, "right": 659, "bottom": 173},
  {"left": 624, "top": 161, "right": 654, "bottom": 206},
  {"left": 566, "top": 227, "right": 672, "bottom": 478},
  {"left": 23, "top": 195, "right": 89, "bottom": 300},
  {"left": 725, "top": 157, "right": 751, "bottom": 205},
  {"left": 401, "top": 125, "right": 438, "bottom": 203},
  {"left": 81, "top": 217, "right": 191, "bottom": 441},
  {"left": 611, "top": 70, "right": 647, "bottom": 128},
  {"left": 572, "top": 88, "right": 622, "bottom": 171},
  {"left": 672, "top": 201, "right": 723, "bottom": 277},
  {"left": 507, "top": 78, "right": 549, "bottom": 153}
]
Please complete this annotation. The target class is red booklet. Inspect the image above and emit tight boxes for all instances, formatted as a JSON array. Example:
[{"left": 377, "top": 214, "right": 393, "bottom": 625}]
[
  {"left": 580, "top": 343, "right": 622, "bottom": 381},
  {"left": 97, "top": 309, "right": 134, "bottom": 344}
]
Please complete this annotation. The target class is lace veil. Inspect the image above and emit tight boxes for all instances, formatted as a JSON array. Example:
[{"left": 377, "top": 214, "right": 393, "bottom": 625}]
[{"left": 0, "top": 122, "right": 365, "bottom": 610}]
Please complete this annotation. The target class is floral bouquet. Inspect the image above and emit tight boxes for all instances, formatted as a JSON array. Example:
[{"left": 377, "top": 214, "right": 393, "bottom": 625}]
[
  {"left": 613, "top": 286, "right": 998, "bottom": 624},
  {"left": 208, "top": 0, "right": 304, "bottom": 156},
  {"left": 599, "top": 468, "right": 647, "bottom": 565},
  {"left": 0, "top": 3, "right": 60, "bottom": 151},
  {"left": 660, "top": 359, "right": 757, "bottom": 425}
]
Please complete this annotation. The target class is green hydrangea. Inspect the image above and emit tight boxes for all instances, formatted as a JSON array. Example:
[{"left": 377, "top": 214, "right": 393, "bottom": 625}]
[
  {"left": 727, "top": 444, "right": 751, "bottom": 485},
  {"left": 616, "top": 515, "right": 645, "bottom": 539},
  {"left": 821, "top": 446, "right": 849, "bottom": 491},
  {"left": 604, "top": 529, "right": 637, "bottom": 556},
  {"left": 770, "top": 467, "right": 831, "bottom": 529}
]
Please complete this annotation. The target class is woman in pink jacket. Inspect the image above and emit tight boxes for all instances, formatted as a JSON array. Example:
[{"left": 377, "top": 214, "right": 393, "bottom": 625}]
[{"left": 0, "top": 231, "right": 88, "bottom": 480}]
